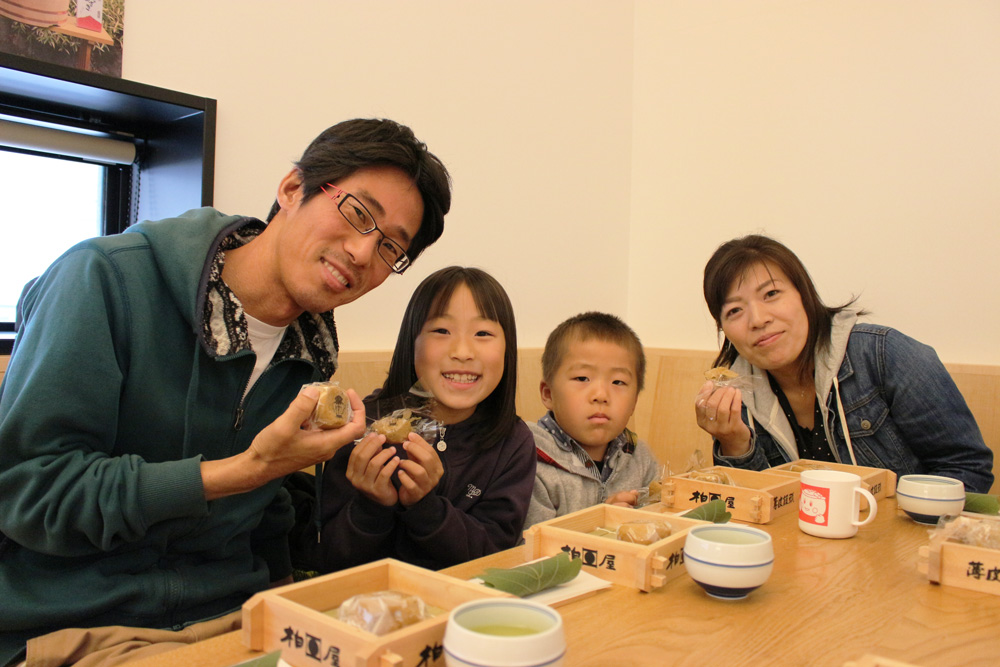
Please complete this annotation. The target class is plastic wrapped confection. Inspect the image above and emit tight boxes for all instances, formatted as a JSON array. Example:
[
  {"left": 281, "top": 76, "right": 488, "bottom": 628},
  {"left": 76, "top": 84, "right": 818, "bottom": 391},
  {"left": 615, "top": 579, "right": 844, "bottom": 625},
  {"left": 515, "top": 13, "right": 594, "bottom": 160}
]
[
  {"left": 617, "top": 520, "right": 673, "bottom": 545},
  {"left": 704, "top": 367, "right": 739, "bottom": 383},
  {"left": 588, "top": 527, "right": 617, "bottom": 539},
  {"left": 366, "top": 381, "right": 446, "bottom": 445},
  {"left": 307, "top": 381, "right": 353, "bottom": 429},
  {"left": 336, "top": 590, "right": 431, "bottom": 636},
  {"left": 703, "top": 366, "right": 759, "bottom": 392},
  {"left": 370, "top": 409, "right": 415, "bottom": 444},
  {"left": 785, "top": 462, "right": 832, "bottom": 473},
  {"left": 685, "top": 450, "right": 734, "bottom": 486},
  {"left": 936, "top": 515, "right": 1000, "bottom": 550},
  {"left": 636, "top": 479, "right": 662, "bottom": 507},
  {"left": 689, "top": 469, "right": 735, "bottom": 486}
]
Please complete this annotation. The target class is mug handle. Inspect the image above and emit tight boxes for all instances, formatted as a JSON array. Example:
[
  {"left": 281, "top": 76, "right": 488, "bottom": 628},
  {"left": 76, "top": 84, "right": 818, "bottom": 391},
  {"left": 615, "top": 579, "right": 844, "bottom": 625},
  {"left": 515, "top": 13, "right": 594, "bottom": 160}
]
[{"left": 853, "top": 487, "right": 878, "bottom": 526}]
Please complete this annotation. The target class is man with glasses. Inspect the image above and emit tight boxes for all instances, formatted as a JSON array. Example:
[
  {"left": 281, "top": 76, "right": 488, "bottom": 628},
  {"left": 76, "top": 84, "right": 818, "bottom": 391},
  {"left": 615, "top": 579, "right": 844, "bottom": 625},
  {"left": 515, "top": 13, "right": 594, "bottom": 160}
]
[{"left": 0, "top": 118, "right": 451, "bottom": 665}]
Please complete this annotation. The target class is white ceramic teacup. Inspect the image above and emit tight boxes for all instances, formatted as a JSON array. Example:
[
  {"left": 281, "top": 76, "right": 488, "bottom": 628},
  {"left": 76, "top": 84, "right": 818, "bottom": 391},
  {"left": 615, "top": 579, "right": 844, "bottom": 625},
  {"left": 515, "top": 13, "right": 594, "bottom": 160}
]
[
  {"left": 443, "top": 598, "right": 566, "bottom": 667},
  {"left": 896, "top": 474, "right": 966, "bottom": 524},
  {"left": 683, "top": 524, "right": 774, "bottom": 600},
  {"left": 799, "top": 469, "right": 877, "bottom": 539}
]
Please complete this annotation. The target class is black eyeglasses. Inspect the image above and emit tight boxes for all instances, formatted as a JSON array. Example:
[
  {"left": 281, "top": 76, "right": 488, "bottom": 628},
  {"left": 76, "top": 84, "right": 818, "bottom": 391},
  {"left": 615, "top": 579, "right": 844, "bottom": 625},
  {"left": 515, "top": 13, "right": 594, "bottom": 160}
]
[{"left": 321, "top": 183, "right": 411, "bottom": 273}]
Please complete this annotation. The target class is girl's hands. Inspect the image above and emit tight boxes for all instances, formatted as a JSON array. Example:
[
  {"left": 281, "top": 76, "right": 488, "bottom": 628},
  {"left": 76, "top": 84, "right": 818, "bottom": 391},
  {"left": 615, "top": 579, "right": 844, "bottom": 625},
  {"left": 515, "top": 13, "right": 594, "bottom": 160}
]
[
  {"left": 605, "top": 489, "right": 639, "bottom": 507},
  {"left": 396, "top": 433, "right": 444, "bottom": 507},
  {"left": 695, "top": 380, "right": 752, "bottom": 457},
  {"left": 344, "top": 431, "right": 444, "bottom": 508},
  {"left": 346, "top": 432, "right": 401, "bottom": 507}
]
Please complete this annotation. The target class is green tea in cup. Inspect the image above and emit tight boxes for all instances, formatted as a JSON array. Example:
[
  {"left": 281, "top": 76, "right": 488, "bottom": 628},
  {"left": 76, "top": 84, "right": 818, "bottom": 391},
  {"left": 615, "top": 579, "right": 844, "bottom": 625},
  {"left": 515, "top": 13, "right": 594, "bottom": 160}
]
[
  {"left": 469, "top": 624, "right": 542, "bottom": 637},
  {"left": 444, "top": 599, "right": 566, "bottom": 667}
]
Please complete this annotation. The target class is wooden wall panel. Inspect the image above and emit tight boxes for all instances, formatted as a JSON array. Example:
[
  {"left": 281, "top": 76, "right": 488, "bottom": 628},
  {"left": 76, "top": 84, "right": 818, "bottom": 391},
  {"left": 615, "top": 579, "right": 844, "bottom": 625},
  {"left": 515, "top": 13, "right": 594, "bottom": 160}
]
[
  {"left": 328, "top": 349, "right": 1000, "bottom": 493},
  {"left": 639, "top": 349, "right": 716, "bottom": 475},
  {"left": 327, "top": 350, "right": 391, "bottom": 401},
  {"left": 2, "top": 351, "right": 996, "bottom": 492},
  {"left": 946, "top": 363, "right": 1000, "bottom": 493}
]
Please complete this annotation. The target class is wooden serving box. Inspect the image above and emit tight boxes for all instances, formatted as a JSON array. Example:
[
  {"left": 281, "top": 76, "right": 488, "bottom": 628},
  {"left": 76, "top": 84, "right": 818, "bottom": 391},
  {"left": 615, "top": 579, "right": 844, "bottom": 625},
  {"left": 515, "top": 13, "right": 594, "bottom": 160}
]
[
  {"left": 661, "top": 466, "right": 799, "bottom": 524},
  {"left": 243, "top": 558, "right": 512, "bottom": 667},
  {"left": 522, "top": 504, "right": 705, "bottom": 591},
  {"left": 917, "top": 515, "right": 1000, "bottom": 597},
  {"left": 769, "top": 459, "right": 897, "bottom": 499}
]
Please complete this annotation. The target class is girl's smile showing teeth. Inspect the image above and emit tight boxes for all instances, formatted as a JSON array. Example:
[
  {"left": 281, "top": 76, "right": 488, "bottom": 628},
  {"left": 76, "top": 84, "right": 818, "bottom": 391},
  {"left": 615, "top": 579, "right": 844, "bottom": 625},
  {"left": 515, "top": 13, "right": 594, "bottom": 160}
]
[
  {"left": 414, "top": 283, "right": 506, "bottom": 425},
  {"left": 443, "top": 372, "right": 480, "bottom": 385}
]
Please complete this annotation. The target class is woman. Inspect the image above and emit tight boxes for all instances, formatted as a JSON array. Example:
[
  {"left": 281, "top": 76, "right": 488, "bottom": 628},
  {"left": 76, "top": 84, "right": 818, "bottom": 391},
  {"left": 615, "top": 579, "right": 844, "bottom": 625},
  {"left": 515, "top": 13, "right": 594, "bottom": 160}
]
[{"left": 694, "top": 234, "right": 993, "bottom": 493}]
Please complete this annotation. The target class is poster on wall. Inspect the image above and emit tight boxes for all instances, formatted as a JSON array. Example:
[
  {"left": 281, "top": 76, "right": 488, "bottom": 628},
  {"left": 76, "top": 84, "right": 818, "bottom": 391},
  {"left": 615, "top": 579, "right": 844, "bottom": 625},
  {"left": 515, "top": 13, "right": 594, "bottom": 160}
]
[{"left": 0, "top": 0, "right": 123, "bottom": 76}]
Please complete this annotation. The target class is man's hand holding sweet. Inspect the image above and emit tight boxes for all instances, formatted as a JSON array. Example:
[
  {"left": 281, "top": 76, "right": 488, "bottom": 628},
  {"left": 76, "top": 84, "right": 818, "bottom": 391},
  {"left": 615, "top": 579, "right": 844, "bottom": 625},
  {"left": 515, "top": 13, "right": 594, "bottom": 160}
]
[{"left": 202, "top": 385, "right": 365, "bottom": 500}]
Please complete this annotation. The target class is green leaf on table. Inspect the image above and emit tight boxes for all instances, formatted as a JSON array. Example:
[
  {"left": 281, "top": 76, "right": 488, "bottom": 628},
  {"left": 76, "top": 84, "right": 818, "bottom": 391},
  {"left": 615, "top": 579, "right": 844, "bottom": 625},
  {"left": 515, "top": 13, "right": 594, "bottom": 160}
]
[
  {"left": 682, "top": 498, "right": 732, "bottom": 523},
  {"left": 965, "top": 492, "right": 1000, "bottom": 515},
  {"left": 478, "top": 552, "right": 582, "bottom": 597},
  {"left": 234, "top": 651, "right": 282, "bottom": 667}
]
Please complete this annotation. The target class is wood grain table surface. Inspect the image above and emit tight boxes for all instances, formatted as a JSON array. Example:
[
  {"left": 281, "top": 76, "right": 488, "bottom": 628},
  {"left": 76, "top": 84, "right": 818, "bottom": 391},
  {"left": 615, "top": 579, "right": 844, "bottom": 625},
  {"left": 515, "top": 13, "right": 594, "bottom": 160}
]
[{"left": 129, "top": 497, "right": 1000, "bottom": 667}]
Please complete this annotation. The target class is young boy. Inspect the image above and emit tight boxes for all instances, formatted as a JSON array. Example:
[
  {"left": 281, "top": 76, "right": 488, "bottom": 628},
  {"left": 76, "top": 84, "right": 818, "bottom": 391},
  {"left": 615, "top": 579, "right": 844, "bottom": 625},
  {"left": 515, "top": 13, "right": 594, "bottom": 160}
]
[{"left": 524, "top": 312, "right": 661, "bottom": 527}]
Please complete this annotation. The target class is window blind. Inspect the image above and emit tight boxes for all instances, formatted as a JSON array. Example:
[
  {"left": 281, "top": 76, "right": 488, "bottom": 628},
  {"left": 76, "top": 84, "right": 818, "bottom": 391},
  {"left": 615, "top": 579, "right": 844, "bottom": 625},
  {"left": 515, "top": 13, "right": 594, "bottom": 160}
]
[{"left": 0, "top": 117, "right": 135, "bottom": 165}]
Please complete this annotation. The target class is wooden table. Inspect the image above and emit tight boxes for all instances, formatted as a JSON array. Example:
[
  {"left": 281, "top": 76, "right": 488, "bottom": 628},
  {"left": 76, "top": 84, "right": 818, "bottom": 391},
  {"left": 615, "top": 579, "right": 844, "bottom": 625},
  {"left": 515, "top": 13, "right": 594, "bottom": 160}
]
[{"left": 131, "top": 498, "right": 999, "bottom": 667}]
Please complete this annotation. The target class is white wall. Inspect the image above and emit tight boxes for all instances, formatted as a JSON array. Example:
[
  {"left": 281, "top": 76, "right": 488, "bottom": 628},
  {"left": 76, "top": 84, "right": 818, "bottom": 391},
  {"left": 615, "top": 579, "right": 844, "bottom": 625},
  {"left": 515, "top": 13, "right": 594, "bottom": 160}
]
[
  {"left": 122, "top": 1, "right": 634, "bottom": 351},
  {"left": 122, "top": 1, "right": 1000, "bottom": 364},
  {"left": 631, "top": 0, "right": 1000, "bottom": 364}
]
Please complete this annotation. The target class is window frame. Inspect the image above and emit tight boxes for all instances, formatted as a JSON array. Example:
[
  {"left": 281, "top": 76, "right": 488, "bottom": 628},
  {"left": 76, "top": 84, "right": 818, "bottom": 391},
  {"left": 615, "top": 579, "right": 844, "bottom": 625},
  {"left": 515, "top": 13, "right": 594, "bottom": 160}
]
[{"left": 0, "top": 52, "right": 216, "bottom": 354}]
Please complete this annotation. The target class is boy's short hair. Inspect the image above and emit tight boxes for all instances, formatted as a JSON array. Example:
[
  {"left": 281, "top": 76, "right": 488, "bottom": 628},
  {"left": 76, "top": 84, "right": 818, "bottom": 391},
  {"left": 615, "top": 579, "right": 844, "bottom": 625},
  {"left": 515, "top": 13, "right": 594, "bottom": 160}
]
[{"left": 541, "top": 312, "right": 646, "bottom": 392}]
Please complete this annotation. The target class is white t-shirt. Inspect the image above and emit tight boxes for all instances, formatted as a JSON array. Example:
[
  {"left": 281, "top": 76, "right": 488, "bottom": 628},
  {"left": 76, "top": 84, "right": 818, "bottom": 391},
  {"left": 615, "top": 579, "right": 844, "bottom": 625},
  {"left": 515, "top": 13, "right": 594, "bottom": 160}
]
[{"left": 245, "top": 313, "right": 287, "bottom": 397}]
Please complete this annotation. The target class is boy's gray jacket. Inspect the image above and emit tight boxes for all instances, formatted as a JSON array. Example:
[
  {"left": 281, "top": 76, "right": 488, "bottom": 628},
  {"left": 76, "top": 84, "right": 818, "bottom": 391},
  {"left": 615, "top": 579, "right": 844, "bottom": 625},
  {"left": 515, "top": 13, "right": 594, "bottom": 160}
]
[{"left": 524, "top": 419, "right": 660, "bottom": 528}]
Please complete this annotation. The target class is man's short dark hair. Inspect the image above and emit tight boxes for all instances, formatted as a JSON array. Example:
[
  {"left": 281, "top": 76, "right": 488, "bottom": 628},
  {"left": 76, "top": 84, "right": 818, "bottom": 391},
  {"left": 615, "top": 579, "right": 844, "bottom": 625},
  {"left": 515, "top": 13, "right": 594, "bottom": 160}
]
[
  {"left": 267, "top": 118, "right": 451, "bottom": 262},
  {"left": 541, "top": 312, "right": 646, "bottom": 392}
]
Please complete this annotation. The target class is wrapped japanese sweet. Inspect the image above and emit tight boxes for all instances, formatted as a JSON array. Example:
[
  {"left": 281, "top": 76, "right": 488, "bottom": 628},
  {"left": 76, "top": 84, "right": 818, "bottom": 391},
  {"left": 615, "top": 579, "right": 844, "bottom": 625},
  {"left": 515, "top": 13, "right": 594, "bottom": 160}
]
[
  {"left": 306, "top": 381, "right": 353, "bottom": 429},
  {"left": 786, "top": 462, "right": 831, "bottom": 473},
  {"left": 689, "top": 469, "right": 735, "bottom": 486},
  {"left": 365, "top": 383, "right": 447, "bottom": 464},
  {"left": 684, "top": 450, "right": 734, "bottom": 486},
  {"left": 704, "top": 366, "right": 739, "bottom": 383},
  {"left": 936, "top": 515, "right": 1000, "bottom": 550},
  {"left": 637, "top": 479, "right": 662, "bottom": 507},
  {"left": 336, "top": 590, "right": 431, "bottom": 636},
  {"left": 617, "top": 520, "right": 673, "bottom": 545},
  {"left": 703, "top": 366, "right": 759, "bottom": 392},
  {"left": 370, "top": 409, "right": 415, "bottom": 444}
]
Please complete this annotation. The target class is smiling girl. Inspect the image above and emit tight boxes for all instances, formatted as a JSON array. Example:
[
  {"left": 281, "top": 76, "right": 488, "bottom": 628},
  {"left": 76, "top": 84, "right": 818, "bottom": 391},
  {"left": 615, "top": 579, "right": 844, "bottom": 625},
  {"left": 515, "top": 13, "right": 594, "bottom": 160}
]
[
  {"left": 693, "top": 235, "right": 993, "bottom": 493},
  {"left": 312, "top": 266, "right": 535, "bottom": 571}
]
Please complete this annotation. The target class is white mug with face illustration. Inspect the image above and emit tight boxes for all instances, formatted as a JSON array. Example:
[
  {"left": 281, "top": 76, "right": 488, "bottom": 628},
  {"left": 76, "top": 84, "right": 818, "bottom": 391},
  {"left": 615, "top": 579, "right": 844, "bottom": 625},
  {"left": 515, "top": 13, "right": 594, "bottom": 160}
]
[{"left": 798, "top": 469, "right": 878, "bottom": 539}]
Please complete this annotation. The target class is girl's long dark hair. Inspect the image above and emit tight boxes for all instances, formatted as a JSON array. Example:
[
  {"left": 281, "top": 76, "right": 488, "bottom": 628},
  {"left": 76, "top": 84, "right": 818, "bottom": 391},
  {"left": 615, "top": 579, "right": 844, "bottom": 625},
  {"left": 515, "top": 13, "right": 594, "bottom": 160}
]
[
  {"left": 380, "top": 266, "right": 518, "bottom": 450},
  {"left": 703, "top": 235, "right": 861, "bottom": 382}
]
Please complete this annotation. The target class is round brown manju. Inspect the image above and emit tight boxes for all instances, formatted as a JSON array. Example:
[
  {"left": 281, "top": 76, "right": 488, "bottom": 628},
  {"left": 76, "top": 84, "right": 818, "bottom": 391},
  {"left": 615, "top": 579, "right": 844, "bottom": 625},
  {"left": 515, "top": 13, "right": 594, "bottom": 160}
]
[
  {"left": 704, "top": 366, "right": 739, "bottom": 382},
  {"left": 372, "top": 413, "right": 413, "bottom": 444},
  {"left": 314, "top": 384, "right": 350, "bottom": 429}
]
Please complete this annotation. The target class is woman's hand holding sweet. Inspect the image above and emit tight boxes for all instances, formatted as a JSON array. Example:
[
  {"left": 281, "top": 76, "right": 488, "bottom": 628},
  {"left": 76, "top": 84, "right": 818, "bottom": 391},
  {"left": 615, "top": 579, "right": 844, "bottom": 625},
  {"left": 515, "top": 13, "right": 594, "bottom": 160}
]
[
  {"left": 695, "top": 380, "right": 752, "bottom": 457},
  {"left": 346, "top": 432, "right": 400, "bottom": 506},
  {"left": 396, "top": 434, "right": 444, "bottom": 507}
]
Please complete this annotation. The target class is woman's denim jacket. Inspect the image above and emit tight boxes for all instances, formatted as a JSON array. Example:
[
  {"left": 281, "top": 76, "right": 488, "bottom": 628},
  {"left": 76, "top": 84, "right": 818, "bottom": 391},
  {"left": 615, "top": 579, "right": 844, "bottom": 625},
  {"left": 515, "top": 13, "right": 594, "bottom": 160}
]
[{"left": 714, "top": 314, "right": 994, "bottom": 494}]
